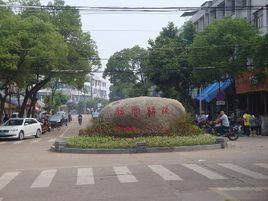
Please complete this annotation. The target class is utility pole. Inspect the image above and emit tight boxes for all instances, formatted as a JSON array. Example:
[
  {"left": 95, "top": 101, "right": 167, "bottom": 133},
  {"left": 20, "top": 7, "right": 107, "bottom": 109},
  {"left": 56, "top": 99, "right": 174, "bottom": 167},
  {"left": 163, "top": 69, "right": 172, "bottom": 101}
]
[{"left": 199, "top": 85, "right": 202, "bottom": 115}]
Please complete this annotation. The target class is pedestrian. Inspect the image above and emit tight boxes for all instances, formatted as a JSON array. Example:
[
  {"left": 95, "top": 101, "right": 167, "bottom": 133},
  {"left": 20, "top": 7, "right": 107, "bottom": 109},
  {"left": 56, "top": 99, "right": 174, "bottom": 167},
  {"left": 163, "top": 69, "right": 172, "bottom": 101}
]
[
  {"left": 242, "top": 111, "right": 251, "bottom": 136},
  {"left": 250, "top": 115, "right": 257, "bottom": 135},
  {"left": 255, "top": 114, "right": 262, "bottom": 136}
]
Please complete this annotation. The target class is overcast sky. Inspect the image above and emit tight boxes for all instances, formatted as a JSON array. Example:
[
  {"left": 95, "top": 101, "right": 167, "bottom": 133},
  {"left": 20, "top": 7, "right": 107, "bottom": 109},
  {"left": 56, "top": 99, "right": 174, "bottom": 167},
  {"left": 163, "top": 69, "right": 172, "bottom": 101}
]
[{"left": 41, "top": 0, "right": 205, "bottom": 69}]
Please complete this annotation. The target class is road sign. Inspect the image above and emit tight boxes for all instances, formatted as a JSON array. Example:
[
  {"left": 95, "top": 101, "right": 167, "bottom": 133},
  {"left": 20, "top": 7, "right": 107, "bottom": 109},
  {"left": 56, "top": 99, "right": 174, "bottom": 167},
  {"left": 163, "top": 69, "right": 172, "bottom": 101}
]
[
  {"left": 216, "top": 101, "right": 225, "bottom": 106},
  {"left": 216, "top": 91, "right": 225, "bottom": 101}
]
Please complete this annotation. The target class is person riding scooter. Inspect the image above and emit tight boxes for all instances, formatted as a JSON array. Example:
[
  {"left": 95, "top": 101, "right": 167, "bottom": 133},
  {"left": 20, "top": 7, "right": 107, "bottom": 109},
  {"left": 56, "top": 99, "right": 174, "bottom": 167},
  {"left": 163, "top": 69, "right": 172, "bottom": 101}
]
[
  {"left": 214, "top": 111, "right": 230, "bottom": 135},
  {"left": 78, "top": 113, "right": 82, "bottom": 125}
]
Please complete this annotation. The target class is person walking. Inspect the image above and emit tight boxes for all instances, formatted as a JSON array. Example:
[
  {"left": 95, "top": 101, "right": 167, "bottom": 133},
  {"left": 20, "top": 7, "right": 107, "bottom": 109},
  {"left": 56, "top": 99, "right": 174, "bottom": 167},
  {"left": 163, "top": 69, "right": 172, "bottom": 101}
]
[
  {"left": 255, "top": 114, "right": 262, "bottom": 135},
  {"left": 250, "top": 115, "right": 257, "bottom": 135},
  {"left": 243, "top": 111, "right": 251, "bottom": 136}
]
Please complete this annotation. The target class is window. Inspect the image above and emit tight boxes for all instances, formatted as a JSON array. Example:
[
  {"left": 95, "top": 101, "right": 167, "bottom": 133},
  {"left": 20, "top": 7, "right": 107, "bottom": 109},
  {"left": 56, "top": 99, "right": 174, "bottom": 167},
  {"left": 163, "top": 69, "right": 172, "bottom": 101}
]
[
  {"left": 24, "top": 119, "right": 31, "bottom": 125},
  {"left": 254, "top": 10, "right": 264, "bottom": 29},
  {"left": 30, "top": 119, "right": 38, "bottom": 124},
  {"left": 242, "top": 0, "right": 247, "bottom": 7}
]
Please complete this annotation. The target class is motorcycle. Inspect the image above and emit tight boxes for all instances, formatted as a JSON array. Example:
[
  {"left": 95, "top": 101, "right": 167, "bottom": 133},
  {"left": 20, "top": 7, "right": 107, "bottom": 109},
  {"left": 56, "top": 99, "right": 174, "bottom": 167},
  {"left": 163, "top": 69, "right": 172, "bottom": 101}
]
[{"left": 205, "top": 122, "right": 239, "bottom": 141}]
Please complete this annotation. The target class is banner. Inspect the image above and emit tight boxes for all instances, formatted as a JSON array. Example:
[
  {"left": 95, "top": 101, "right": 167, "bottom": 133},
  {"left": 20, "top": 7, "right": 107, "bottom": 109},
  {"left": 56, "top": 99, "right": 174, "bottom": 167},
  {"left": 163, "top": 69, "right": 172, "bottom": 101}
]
[{"left": 235, "top": 72, "right": 268, "bottom": 94}]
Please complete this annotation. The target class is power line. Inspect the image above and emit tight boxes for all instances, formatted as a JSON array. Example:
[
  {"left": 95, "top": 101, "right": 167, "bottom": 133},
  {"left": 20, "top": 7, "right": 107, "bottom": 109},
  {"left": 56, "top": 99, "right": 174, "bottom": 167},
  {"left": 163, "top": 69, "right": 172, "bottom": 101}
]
[
  {"left": 0, "top": 4, "right": 266, "bottom": 12},
  {"left": 0, "top": 28, "right": 162, "bottom": 32}
]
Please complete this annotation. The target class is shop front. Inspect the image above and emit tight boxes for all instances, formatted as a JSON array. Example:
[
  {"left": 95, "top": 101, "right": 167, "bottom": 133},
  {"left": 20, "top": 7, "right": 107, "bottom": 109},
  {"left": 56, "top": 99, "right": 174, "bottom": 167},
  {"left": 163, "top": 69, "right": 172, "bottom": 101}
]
[{"left": 235, "top": 71, "right": 268, "bottom": 134}]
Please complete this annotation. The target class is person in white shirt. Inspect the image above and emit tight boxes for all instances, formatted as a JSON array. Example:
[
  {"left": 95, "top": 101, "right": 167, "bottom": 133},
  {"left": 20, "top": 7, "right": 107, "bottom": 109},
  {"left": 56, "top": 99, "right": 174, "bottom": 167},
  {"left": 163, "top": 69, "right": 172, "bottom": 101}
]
[{"left": 215, "top": 111, "right": 230, "bottom": 135}]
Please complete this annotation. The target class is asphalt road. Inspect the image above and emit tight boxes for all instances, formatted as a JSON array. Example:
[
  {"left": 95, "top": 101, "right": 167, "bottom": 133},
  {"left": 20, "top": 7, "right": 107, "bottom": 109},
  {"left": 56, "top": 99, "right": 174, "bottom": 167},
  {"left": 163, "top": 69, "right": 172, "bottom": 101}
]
[{"left": 0, "top": 115, "right": 267, "bottom": 201}]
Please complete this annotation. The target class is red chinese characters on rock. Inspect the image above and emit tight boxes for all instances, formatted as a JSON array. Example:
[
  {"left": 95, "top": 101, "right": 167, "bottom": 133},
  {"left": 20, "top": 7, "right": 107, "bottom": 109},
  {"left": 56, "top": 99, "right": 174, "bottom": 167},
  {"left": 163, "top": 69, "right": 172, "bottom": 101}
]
[
  {"left": 147, "top": 106, "right": 156, "bottom": 118},
  {"left": 131, "top": 106, "right": 141, "bottom": 118},
  {"left": 115, "top": 107, "right": 125, "bottom": 117},
  {"left": 162, "top": 106, "right": 169, "bottom": 116}
]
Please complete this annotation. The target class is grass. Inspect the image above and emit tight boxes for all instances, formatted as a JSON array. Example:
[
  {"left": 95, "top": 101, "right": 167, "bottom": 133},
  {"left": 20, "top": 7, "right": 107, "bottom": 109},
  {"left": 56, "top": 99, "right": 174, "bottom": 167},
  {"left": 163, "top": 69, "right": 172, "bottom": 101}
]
[{"left": 66, "top": 134, "right": 217, "bottom": 149}]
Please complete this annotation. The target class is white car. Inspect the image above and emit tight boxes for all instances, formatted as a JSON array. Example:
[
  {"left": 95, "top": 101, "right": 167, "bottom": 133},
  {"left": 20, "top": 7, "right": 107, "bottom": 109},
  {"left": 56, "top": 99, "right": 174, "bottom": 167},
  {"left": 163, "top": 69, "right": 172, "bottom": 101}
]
[{"left": 0, "top": 118, "right": 42, "bottom": 140}]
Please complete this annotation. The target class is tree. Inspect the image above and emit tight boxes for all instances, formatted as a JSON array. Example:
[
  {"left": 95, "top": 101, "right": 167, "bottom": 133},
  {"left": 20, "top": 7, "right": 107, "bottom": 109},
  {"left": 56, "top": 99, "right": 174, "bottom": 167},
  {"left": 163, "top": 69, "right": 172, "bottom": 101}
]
[
  {"left": 179, "top": 21, "right": 196, "bottom": 45},
  {"left": 104, "top": 45, "right": 150, "bottom": 100},
  {"left": 188, "top": 18, "right": 260, "bottom": 85},
  {"left": 146, "top": 22, "right": 195, "bottom": 110},
  {"left": 253, "top": 34, "right": 268, "bottom": 83},
  {"left": 0, "top": 0, "right": 100, "bottom": 118},
  {"left": 44, "top": 92, "right": 68, "bottom": 113}
]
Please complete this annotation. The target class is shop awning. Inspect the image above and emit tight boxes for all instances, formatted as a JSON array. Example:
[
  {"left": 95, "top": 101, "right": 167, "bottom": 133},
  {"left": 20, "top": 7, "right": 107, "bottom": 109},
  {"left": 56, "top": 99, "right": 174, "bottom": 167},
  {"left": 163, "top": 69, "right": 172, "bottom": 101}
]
[{"left": 195, "top": 79, "right": 232, "bottom": 102}]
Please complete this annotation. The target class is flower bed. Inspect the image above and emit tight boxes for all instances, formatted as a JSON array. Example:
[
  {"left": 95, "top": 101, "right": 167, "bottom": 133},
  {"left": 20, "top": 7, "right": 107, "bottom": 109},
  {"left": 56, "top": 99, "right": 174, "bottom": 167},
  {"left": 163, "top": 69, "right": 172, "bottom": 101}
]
[
  {"left": 66, "top": 134, "right": 217, "bottom": 149},
  {"left": 79, "top": 114, "right": 203, "bottom": 137}
]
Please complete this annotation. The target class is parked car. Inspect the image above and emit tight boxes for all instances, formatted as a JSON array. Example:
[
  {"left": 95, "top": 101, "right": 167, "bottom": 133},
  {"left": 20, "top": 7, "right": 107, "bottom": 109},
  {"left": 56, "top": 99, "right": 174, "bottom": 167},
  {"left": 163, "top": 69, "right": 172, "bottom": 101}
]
[
  {"left": 0, "top": 118, "right": 42, "bottom": 140},
  {"left": 56, "top": 111, "right": 68, "bottom": 125},
  {"left": 49, "top": 114, "right": 67, "bottom": 129}
]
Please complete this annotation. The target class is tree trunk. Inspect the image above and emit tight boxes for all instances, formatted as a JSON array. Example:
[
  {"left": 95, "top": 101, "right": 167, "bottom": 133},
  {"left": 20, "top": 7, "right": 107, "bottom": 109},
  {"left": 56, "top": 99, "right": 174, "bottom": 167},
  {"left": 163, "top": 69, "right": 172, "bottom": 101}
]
[
  {"left": 19, "top": 77, "right": 51, "bottom": 118},
  {"left": 31, "top": 93, "right": 38, "bottom": 118},
  {"left": 19, "top": 87, "right": 30, "bottom": 118}
]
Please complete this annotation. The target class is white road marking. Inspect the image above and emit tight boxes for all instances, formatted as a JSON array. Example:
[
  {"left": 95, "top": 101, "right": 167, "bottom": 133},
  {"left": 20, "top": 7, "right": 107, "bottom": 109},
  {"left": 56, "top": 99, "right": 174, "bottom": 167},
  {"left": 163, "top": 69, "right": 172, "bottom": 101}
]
[
  {"left": 0, "top": 142, "right": 7, "bottom": 145},
  {"left": 113, "top": 166, "right": 138, "bottom": 183},
  {"left": 77, "top": 168, "right": 95, "bottom": 185},
  {"left": 148, "top": 165, "right": 183, "bottom": 181},
  {"left": 31, "top": 169, "right": 57, "bottom": 188},
  {"left": 0, "top": 172, "right": 20, "bottom": 191},
  {"left": 255, "top": 163, "right": 268, "bottom": 169},
  {"left": 183, "top": 164, "right": 227, "bottom": 180},
  {"left": 212, "top": 186, "right": 268, "bottom": 191},
  {"left": 210, "top": 188, "right": 240, "bottom": 201},
  {"left": 218, "top": 163, "right": 268, "bottom": 179},
  {"left": 13, "top": 141, "right": 23, "bottom": 145},
  {"left": 48, "top": 138, "right": 56, "bottom": 143},
  {"left": 31, "top": 139, "right": 41, "bottom": 143}
]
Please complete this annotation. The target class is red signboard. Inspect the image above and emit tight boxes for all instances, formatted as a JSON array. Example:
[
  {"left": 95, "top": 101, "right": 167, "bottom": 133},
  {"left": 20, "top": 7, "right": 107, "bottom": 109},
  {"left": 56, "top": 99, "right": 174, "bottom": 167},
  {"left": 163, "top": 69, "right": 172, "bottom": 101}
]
[{"left": 235, "top": 72, "right": 268, "bottom": 94}]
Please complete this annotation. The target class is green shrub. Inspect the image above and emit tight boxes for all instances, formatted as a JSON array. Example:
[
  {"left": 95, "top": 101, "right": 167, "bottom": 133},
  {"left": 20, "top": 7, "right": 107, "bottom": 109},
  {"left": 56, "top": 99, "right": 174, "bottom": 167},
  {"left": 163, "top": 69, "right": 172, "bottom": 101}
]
[{"left": 67, "top": 134, "right": 216, "bottom": 149}]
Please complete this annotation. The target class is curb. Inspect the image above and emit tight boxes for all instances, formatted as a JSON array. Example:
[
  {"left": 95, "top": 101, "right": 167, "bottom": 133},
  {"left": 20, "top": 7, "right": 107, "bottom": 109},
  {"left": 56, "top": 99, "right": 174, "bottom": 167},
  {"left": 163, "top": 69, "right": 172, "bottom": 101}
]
[{"left": 51, "top": 137, "right": 227, "bottom": 154}]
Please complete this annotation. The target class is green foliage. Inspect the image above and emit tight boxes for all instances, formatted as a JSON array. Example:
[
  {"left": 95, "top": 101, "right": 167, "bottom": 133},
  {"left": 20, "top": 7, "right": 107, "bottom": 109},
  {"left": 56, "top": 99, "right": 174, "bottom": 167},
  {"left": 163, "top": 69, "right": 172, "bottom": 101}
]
[
  {"left": 146, "top": 22, "right": 195, "bottom": 110},
  {"left": 66, "top": 135, "right": 216, "bottom": 149},
  {"left": 104, "top": 45, "right": 150, "bottom": 100},
  {"left": 189, "top": 18, "right": 260, "bottom": 85},
  {"left": 179, "top": 21, "right": 196, "bottom": 45},
  {"left": 0, "top": 0, "right": 100, "bottom": 117},
  {"left": 44, "top": 92, "right": 68, "bottom": 112},
  {"left": 253, "top": 34, "right": 268, "bottom": 83}
]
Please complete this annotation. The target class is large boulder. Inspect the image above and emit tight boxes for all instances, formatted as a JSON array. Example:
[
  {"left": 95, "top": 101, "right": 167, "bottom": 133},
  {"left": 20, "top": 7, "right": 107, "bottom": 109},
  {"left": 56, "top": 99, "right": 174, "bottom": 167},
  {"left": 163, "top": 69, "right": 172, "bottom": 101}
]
[{"left": 100, "top": 96, "right": 185, "bottom": 132}]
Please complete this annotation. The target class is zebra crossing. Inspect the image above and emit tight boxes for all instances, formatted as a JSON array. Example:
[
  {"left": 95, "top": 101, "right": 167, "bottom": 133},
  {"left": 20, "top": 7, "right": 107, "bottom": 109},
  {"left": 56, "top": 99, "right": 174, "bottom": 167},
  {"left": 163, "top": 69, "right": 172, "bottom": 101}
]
[{"left": 0, "top": 163, "right": 267, "bottom": 192}]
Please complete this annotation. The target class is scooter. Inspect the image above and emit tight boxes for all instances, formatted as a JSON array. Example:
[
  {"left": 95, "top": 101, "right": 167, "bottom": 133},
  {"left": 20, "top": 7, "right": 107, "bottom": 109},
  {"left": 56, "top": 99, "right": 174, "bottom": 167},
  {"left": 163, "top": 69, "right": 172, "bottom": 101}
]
[
  {"left": 205, "top": 122, "right": 239, "bottom": 141},
  {"left": 78, "top": 117, "right": 82, "bottom": 125}
]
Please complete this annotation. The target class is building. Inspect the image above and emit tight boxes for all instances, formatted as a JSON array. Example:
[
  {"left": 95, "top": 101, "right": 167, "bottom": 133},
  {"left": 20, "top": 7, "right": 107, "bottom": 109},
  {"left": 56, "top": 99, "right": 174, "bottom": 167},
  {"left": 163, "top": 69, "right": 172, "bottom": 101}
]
[
  {"left": 85, "top": 74, "right": 110, "bottom": 100},
  {"left": 182, "top": 0, "right": 268, "bottom": 134},
  {"left": 183, "top": 0, "right": 268, "bottom": 35},
  {"left": 38, "top": 74, "right": 110, "bottom": 104}
]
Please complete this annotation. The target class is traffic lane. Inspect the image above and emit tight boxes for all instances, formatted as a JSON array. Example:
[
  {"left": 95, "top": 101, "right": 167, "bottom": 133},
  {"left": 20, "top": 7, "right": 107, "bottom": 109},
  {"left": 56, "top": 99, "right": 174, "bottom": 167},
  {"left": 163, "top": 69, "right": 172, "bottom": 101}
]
[
  {"left": 0, "top": 115, "right": 94, "bottom": 171},
  {"left": 0, "top": 113, "right": 88, "bottom": 145},
  {"left": 0, "top": 137, "right": 267, "bottom": 174}
]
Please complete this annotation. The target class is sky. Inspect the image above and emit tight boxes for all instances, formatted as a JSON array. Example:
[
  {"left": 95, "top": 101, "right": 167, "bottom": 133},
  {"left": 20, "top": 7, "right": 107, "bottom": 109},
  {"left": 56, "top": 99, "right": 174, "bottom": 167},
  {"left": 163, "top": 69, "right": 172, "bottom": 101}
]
[{"left": 42, "top": 0, "right": 205, "bottom": 68}]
